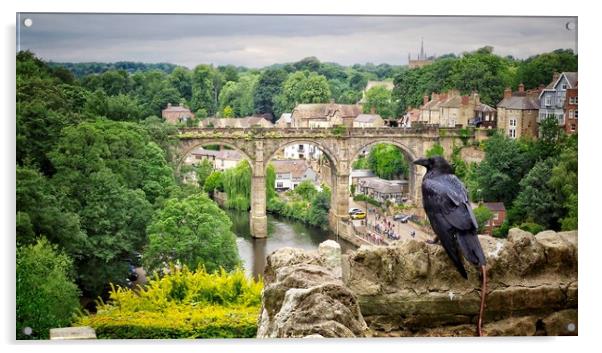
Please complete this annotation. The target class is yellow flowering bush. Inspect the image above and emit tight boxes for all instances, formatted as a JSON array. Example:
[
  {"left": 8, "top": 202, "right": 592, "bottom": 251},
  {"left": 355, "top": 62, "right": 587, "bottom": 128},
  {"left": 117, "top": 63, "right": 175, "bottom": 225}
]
[{"left": 78, "top": 267, "right": 262, "bottom": 339}]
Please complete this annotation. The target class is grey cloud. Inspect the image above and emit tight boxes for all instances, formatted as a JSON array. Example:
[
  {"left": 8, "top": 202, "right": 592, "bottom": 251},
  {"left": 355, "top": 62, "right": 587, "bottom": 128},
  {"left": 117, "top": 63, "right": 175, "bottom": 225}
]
[{"left": 17, "top": 14, "right": 577, "bottom": 67}]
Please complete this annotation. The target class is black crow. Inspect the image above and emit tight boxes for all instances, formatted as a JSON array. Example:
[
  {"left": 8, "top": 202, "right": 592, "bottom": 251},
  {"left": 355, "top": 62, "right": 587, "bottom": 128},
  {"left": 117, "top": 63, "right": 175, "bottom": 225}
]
[{"left": 413, "top": 156, "right": 488, "bottom": 336}]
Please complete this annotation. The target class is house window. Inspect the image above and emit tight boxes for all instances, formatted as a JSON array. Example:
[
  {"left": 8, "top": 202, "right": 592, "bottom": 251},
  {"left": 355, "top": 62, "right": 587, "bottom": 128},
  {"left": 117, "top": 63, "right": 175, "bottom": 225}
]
[
  {"left": 571, "top": 124, "right": 576, "bottom": 132},
  {"left": 575, "top": 110, "right": 578, "bottom": 119},
  {"left": 276, "top": 182, "right": 283, "bottom": 188},
  {"left": 562, "top": 84, "right": 568, "bottom": 90},
  {"left": 509, "top": 119, "right": 517, "bottom": 139},
  {"left": 493, "top": 213, "right": 499, "bottom": 221},
  {"left": 575, "top": 96, "right": 578, "bottom": 104},
  {"left": 545, "top": 96, "right": 551, "bottom": 106},
  {"left": 569, "top": 110, "right": 574, "bottom": 119}
]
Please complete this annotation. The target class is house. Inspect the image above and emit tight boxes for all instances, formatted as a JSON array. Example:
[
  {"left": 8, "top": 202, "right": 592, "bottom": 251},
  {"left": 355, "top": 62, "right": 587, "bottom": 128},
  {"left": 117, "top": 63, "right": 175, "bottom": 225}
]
[
  {"left": 290, "top": 102, "right": 362, "bottom": 128},
  {"left": 564, "top": 84, "right": 578, "bottom": 134},
  {"left": 357, "top": 177, "right": 409, "bottom": 204},
  {"left": 271, "top": 159, "right": 318, "bottom": 190},
  {"left": 471, "top": 102, "right": 498, "bottom": 129},
  {"left": 496, "top": 84, "right": 541, "bottom": 139},
  {"left": 538, "top": 72, "right": 578, "bottom": 129},
  {"left": 353, "top": 114, "right": 385, "bottom": 128},
  {"left": 275, "top": 113, "right": 292, "bottom": 128},
  {"left": 419, "top": 92, "right": 447, "bottom": 125},
  {"left": 397, "top": 108, "right": 421, "bottom": 128},
  {"left": 283, "top": 143, "right": 323, "bottom": 160},
  {"left": 349, "top": 169, "right": 376, "bottom": 190},
  {"left": 186, "top": 147, "right": 243, "bottom": 171},
  {"left": 418, "top": 90, "right": 480, "bottom": 127},
  {"left": 162, "top": 103, "right": 195, "bottom": 124},
  {"left": 198, "top": 116, "right": 273, "bottom": 128},
  {"left": 473, "top": 202, "right": 506, "bottom": 235}
]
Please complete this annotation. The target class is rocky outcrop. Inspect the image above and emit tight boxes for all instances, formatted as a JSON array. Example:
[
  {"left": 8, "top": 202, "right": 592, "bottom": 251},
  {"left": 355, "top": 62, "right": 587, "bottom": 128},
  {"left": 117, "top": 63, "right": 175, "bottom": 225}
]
[
  {"left": 257, "top": 241, "right": 368, "bottom": 338},
  {"left": 342, "top": 228, "right": 578, "bottom": 336}
]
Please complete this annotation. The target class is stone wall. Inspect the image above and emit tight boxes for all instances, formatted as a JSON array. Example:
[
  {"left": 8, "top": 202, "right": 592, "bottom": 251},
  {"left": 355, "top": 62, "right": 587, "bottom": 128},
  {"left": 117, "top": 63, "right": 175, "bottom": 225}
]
[{"left": 342, "top": 228, "right": 577, "bottom": 336}]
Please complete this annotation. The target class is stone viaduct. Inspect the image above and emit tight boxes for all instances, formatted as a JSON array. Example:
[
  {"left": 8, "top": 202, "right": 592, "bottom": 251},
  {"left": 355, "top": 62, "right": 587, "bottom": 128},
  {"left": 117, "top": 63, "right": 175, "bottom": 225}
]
[{"left": 176, "top": 126, "right": 486, "bottom": 238}]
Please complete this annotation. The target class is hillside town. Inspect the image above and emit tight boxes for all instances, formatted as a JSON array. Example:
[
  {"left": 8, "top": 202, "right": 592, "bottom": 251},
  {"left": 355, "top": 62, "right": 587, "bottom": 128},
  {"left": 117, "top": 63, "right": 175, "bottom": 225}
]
[{"left": 172, "top": 70, "right": 577, "bottom": 240}]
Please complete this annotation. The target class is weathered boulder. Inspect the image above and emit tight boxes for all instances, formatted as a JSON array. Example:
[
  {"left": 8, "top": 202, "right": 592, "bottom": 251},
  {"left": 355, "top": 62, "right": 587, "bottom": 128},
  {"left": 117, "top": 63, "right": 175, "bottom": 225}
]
[
  {"left": 257, "top": 245, "right": 368, "bottom": 338},
  {"left": 342, "top": 228, "right": 578, "bottom": 336}
]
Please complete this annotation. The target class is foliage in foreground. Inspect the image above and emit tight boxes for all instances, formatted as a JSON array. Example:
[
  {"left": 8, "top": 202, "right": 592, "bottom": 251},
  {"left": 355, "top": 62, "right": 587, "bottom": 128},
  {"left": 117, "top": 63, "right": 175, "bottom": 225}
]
[
  {"left": 144, "top": 193, "right": 240, "bottom": 275},
  {"left": 17, "top": 238, "right": 81, "bottom": 340},
  {"left": 77, "top": 267, "right": 262, "bottom": 339}
]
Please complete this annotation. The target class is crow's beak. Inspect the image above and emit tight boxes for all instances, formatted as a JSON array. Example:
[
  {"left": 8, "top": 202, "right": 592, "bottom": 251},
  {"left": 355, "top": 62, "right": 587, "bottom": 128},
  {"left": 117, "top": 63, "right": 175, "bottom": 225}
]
[{"left": 413, "top": 158, "right": 429, "bottom": 167}]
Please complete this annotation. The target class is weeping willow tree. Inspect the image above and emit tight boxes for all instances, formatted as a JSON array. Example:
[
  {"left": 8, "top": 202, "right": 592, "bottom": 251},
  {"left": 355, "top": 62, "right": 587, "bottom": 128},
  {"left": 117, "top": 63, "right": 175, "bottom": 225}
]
[
  {"left": 222, "top": 160, "right": 252, "bottom": 210},
  {"left": 266, "top": 163, "right": 276, "bottom": 201},
  {"left": 221, "top": 160, "right": 277, "bottom": 210}
]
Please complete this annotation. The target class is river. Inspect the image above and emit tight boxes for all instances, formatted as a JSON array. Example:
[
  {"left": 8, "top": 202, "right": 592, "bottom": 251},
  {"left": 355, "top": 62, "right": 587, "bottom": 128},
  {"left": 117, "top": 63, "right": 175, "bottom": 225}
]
[{"left": 223, "top": 209, "right": 356, "bottom": 279}]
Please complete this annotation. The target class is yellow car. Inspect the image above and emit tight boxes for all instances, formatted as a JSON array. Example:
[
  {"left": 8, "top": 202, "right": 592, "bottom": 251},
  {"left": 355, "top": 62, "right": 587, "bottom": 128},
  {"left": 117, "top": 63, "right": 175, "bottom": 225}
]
[{"left": 351, "top": 211, "right": 366, "bottom": 220}]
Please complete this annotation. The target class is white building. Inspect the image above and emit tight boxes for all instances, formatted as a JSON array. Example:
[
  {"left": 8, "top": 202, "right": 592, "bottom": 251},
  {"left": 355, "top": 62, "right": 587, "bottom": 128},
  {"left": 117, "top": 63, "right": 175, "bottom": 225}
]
[
  {"left": 186, "top": 147, "right": 243, "bottom": 171},
  {"left": 282, "top": 143, "right": 323, "bottom": 160},
  {"left": 271, "top": 159, "right": 319, "bottom": 191}
]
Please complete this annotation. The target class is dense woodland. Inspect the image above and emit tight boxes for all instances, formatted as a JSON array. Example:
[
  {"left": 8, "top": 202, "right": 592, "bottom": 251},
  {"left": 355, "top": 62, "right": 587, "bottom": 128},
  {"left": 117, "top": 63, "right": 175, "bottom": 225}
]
[{"left": 16, "top": 48, "right": 577, "bottom": 339}]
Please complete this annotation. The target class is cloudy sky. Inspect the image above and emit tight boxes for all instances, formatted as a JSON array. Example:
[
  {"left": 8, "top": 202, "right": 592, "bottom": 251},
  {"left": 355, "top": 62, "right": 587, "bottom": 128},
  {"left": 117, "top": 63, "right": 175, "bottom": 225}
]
[{"left": 17, "top": 14, "right": 577, "bottom": 68}]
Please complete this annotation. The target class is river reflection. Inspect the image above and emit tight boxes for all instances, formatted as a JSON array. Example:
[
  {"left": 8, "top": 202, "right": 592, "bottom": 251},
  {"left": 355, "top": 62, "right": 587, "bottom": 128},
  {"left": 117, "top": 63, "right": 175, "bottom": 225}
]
[{"left": 224, "top": 209, "right": 355, "bottom": 279}]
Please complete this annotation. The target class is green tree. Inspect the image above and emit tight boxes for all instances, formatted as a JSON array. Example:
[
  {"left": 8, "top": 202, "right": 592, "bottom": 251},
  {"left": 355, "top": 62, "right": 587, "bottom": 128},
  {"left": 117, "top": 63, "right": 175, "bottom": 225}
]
[
  {"left": 473, "top": 204, "right": 493, "bottom": 234},
  {"left": 144, "top": 193, "right": 240, "bottom": 274},
  {"left": 190, "top": 65, "right": 215, "bottom": 115},
  {"left": 425, "top": 144, "right": 445, "bottom": 158},
  {"left": 510, "top": 158, "right": 563, "bottom": 230},
  {"left": 274, "top": 71, "right": 331, "bottom": 116},
  {"left": 204, "top": 171, "right": 224, "bottom": 194},
  {"left": 515, "top": 49, "right": 578, "bottom": 89},
  {"left": 195, "top": 159, "right": 214, "bottom": 188},
  {"left": 367, "top": 144, "right": 409, "bottom": 179},
  {"left": 17, "top": 238, "right": 81, "bottom": 340},
  {"left": 294, "top": 180, "right": 318, "bottom": 201},
  {"left": 16, "top": 166, "right": 85, "bottom": 257},
  {"left": 548, "top": 135, "right": 578, "bottom": 230},
  {"left": 363, "top": 85, "right": 394, "bottom": 118},
  {"left": 474, "top": 132, "right": 535, "bottom": 206},
  {"left": 222, "top": 160, "right": 252, "bottom": 211},
  {"left": 169, "top": 66, "right": 193, "bottom": 101},
  {"left": 48, "top": 119, "right": 175, "bottom": 295},
  {"left": 266, "top": 163, "right": 277, "bottom": 201},
  {"left": 306, "top": 190, "right": 331, "bottom": 230},
  {"left": 253, "top": 68, "right": 287, "bottom": 118}
]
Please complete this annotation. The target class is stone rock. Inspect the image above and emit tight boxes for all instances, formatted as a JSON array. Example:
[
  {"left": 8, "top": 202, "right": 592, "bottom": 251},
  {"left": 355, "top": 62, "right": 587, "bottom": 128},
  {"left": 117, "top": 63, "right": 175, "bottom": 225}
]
[
  {"left": 342, "top": 229, "right": 577, "bottom": 336},
  {"left": 542, "top": 309, "right": 578, "bottom": 336},
  {"left": 483, "top": 316, "right": 538, "bottom": 336},
  {"left": 318, "top": 240, "right": 342, "bottom": 278},
  {"left": 257, "top": 244, "right": 368, "bottom": 338}
]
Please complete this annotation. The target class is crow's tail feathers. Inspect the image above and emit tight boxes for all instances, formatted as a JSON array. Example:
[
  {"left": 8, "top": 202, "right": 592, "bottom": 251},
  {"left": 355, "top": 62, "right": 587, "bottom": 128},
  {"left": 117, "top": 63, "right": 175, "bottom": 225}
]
[{"left": 457, "top": 232, "right": 487, "bottom": 267}]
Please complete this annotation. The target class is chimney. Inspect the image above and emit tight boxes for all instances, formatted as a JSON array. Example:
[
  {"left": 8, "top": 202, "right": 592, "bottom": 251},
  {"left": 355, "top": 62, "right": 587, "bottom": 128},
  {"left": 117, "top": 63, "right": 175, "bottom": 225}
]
[
  {"left": 431, "top": 92, "right": 438, "bottom": 100},
  {"left": 474, "top": 92, "right": 480, "bottom": 105},
  {"left": 461, "top": 95, "right": 469, "bottom": 105},
  {"left": 167, "top": 103, "right": 172, "bottom": 108},
  {"left": 423, "top": 95, "right": 429, "bottom": 105},
  {"left": 504, "top": 88, "right": 512, "bottom": 99},
  {"left": 518, "top": 83, "right": 525, "bottom": 93},
  {"left": 552, "top": 72, "right": 560, "bottom": 82},
  {"left": 329, "top": 98, "right": 335, "bottom": 104}
]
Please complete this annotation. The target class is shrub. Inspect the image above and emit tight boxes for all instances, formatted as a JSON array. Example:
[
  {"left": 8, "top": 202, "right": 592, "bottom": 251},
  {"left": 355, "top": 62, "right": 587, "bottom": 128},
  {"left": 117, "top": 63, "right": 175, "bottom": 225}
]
[
  {"left": 77, "top": 267, "right": 262, "bottom": 339},
  {"left": 17, "top": 238, "right": 81, "bottom": 339},
  {"left": 353, "top": 194, "right": 381, "bottom": 207},
  {"left": 519, "top": 222, "right": 545, "bottom": 235}
]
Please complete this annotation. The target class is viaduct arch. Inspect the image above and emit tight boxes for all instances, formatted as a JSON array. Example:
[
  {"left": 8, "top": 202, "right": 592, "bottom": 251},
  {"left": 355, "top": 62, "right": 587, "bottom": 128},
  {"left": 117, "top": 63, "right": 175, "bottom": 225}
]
[{"left": 176, "top": 126, "right": 483, "bottom": 238}]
